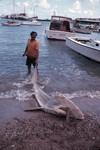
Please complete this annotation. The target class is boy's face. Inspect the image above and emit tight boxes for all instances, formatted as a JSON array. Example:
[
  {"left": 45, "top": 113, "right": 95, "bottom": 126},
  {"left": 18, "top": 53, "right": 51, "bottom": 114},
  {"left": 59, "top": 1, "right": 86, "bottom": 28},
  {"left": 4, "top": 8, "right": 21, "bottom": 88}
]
[{"left": 31, "top": 33, "right": 37, "bottom": 40}]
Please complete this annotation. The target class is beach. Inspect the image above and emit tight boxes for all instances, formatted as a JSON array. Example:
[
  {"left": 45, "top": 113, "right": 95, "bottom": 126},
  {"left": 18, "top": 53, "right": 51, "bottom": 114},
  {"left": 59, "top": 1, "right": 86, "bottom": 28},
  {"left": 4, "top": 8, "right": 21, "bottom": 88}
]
[{"left": 0, "top": 97, "right": 100, "bottom": 150}]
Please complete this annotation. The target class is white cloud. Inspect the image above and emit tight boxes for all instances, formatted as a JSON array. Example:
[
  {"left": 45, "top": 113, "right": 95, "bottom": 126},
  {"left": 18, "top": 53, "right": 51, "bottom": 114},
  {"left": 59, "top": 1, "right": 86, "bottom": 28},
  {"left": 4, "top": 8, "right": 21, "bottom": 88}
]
[
  {"left": 86, "top": 0, "right": 100, "bottom": 6},
  {"left": 68, "top": 0, "right": 100, "bottom": 18},
  {"left": 83, "top": 10, "right": 93, "bottom": 17},
  {"left": 69, "top": 0, "right": 81, "bottom": 14},
  {"left": 73, "top": 0, "right": 81, "bottom": 11},
  {"left": 90, "top": 0, "right": 100, "bottom": 3},
  {"left": 54, "top": 0, "right": 61, "bottom": 1},
  {"left": 23, "top": 2, "right": 29, "bottom": 7},
  {"left": 84, "top": 0, "right": 100, "bottom": 17},
  {"left": 39, "top": 0, "right": 51, "bottom": 9}
]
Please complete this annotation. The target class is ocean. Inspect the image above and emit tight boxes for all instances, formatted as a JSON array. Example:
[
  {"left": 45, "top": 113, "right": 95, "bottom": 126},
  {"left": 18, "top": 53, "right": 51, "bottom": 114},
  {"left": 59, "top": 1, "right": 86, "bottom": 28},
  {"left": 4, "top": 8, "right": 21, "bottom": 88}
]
[{"left": 0, "top": 18, "right": 100, "bottom": 103}]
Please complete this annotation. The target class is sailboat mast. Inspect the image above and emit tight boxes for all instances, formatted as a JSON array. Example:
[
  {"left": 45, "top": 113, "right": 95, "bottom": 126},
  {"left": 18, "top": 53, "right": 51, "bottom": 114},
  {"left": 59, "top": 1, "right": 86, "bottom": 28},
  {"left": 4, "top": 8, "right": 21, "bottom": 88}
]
[
  {"left": 24, "top": 6, "right": 25, "bottom": 14},
  {"left": 13, "top": 0, "right": 15, "bottom": 14},
  {"left": 34, "top": 5, "right": 38, "bottom": 17}
]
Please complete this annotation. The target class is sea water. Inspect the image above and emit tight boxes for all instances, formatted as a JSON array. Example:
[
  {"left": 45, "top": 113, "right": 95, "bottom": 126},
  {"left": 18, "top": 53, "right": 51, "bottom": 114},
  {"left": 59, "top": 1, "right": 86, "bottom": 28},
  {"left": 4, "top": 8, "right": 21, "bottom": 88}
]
[{"left": 0, "top": 18, "right": 100, "bottom": 102}]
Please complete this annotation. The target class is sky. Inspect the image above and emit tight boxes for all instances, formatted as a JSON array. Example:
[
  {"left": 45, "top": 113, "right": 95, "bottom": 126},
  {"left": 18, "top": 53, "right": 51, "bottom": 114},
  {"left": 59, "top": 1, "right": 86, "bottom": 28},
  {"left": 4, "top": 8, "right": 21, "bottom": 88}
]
[{"left": 0, "top": 0, "right": 100, "bottom": 19}]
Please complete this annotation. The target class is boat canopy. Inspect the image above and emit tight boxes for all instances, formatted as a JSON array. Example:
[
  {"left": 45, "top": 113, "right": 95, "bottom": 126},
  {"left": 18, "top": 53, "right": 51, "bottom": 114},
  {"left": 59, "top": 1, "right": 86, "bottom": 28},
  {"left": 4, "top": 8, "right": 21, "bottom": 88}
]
[{"left": 51, "top": 16, "right": 72, "bottom": 21}]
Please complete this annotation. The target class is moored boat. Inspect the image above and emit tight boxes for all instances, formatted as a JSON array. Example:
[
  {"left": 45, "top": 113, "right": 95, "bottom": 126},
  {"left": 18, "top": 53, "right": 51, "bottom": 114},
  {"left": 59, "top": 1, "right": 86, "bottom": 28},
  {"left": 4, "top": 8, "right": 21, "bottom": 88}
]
[
  {"left": 16, "top": 13, "right": 29, "bottom": 20},
  {"left": 74, "top": 28, "right": 91, "bottom": 34},
  {"left": 21, "top": 20, "right": 41, "bottom": 26},
  {"left": 1, "top": 21, "right": 21, "bottom": 26},
  {"left": 66, "top": 37, "right": 100, "bottom": 62},
  {"left": 74, "top": 18, "right": 100, "bottom": 27},
  {"left": 45, "top": 15, "right": 75, "bottom": 40}
]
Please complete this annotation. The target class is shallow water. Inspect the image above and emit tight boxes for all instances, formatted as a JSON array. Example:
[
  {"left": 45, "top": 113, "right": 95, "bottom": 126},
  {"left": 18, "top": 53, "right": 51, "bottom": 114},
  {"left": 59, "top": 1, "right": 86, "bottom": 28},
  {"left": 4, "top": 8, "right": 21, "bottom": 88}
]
[{"left": 0, "top": 18, "right": 100, "bottom": 102}]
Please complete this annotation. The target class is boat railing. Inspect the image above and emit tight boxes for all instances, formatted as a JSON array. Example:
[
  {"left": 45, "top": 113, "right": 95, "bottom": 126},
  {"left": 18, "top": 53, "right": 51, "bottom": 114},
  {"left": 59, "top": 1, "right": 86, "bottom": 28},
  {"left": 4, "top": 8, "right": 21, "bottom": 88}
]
[{"left": 74, "top": 38, "right": 100, "bottom": 48}]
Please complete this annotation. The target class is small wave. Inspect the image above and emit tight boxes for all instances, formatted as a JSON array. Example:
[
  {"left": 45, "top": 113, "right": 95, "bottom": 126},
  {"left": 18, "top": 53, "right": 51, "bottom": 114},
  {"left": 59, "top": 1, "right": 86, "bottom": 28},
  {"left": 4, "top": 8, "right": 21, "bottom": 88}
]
[
  {"left": 0, "top": 76, "right": 34, "bottom": 101},
  {"left": 0, "top": 89, "right": 34, "bottom": 101},
  {"left": 63, "top": 90, "right": 100, "bottom": 99},
  {"left": 12, "top": 82, "right": 24, "bottom": 88}
]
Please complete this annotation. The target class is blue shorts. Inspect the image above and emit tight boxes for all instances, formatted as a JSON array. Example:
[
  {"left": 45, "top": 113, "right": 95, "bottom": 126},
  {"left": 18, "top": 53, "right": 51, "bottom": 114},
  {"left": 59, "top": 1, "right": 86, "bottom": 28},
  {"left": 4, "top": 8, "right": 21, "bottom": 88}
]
[{"left": 26, "top": 56, "right": 36, "bottom": 67}]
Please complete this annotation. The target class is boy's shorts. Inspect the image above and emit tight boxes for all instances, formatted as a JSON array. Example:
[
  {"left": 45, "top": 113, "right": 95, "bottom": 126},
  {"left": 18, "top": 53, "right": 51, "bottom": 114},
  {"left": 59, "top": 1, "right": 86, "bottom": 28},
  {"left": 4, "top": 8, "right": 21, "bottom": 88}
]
[{"left": 26, "top": 56, "right": 36, "bottom": 67}]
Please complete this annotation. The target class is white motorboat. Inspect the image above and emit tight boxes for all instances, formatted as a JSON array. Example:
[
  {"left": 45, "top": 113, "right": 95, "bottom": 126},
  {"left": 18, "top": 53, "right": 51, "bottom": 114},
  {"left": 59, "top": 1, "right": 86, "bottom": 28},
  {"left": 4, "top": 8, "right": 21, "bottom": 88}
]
[
  {"left": 45, "top": 15, "right": 75, "bottom": 40},
  {"left": 21, "top": 20, "right": 41, "bottom": 26},
  {"left": 66, "top": 37, "right": 100, "bottom": 62},
  {"left": 1, "top": 21, "right": 21, "bottom": 26}
]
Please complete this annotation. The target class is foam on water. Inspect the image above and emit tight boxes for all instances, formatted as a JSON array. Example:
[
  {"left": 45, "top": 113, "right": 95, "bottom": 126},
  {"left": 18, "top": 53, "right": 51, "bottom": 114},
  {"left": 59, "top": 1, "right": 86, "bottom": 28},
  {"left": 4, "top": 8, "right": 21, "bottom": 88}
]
[
  {"left": 0, "top": 74, "right": 34, "bottom": 101},
  {"left": 0, "top": 87, "right": 34, "bottom": 101},
  {"left": 64, "top": 90, "right": 100, "bottom": 99},
  {"left": 1, "top": 75, "right": 100, "bottom": 103}
]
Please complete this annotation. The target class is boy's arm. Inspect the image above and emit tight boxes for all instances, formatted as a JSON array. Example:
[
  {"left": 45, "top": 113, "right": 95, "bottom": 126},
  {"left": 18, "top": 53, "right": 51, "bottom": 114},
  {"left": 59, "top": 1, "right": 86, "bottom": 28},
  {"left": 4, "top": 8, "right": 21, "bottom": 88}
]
[{"left": 23, "top": 46, "right": 28, "bottom": 56}]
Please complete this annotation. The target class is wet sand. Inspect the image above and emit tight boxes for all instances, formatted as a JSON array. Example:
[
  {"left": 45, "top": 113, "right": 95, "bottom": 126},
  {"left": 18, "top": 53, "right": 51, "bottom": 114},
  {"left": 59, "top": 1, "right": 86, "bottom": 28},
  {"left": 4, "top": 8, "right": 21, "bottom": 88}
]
[
  {"left": 0, "top": 99, "right": 38, "bottom": 124},
  {"left": 0, "top": 97, "right": 100, "bottom": 150}
]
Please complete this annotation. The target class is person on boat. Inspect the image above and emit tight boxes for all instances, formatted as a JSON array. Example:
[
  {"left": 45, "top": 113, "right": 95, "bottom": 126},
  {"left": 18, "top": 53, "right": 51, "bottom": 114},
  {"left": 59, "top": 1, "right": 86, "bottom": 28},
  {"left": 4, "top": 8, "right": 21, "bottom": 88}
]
[
  {"left": 7, "top": 20, "right": 11, "bottom": 23},
  {"left": 23, "top": 31, "right": 39, "bottom": 74}
]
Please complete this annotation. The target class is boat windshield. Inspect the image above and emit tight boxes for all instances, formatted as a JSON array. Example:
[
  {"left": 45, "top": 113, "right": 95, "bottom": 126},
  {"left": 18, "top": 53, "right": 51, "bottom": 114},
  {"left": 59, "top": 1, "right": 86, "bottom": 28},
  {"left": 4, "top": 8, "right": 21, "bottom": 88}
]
[
  {"left": 50, "top": 20, "right": 71, "bottom": 32},
  {"left": 50, "top": 22, "right": 61, "bottom": 30}
]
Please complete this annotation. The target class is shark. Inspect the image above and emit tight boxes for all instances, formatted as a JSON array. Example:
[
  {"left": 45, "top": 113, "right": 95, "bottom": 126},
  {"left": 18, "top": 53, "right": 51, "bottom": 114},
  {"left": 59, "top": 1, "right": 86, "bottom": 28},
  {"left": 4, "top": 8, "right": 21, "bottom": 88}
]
[{"left": 24, "top": 66, "right": 84, "bottom": 122}]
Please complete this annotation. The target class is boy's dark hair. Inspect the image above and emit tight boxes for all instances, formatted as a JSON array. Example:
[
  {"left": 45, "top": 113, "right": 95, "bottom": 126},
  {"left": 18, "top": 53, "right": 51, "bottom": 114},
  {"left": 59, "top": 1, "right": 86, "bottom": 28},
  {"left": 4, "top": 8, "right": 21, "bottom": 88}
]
[{"left": 30, "top": 31, "right": 37, "bottom": 36}]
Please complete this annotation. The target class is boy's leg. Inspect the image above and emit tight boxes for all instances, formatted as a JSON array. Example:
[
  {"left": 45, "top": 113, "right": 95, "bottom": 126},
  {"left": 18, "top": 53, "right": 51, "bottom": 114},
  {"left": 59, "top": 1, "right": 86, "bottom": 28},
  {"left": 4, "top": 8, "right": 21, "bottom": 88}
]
[{"left": 28, "top": 65, "right": 31, "bottom": 74}]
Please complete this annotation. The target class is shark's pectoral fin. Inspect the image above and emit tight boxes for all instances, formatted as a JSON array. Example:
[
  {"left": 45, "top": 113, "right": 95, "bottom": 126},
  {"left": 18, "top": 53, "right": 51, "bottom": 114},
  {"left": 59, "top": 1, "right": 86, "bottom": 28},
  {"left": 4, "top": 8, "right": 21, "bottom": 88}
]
[
  {"left": 59, "top": 107, "right": 71, "bottom": 123},
  {"left": 66, "top": 108, "right": 70, "bottom": 124},
  {"left": 24, "top": 107, "right": 43, "bottom": 112}
]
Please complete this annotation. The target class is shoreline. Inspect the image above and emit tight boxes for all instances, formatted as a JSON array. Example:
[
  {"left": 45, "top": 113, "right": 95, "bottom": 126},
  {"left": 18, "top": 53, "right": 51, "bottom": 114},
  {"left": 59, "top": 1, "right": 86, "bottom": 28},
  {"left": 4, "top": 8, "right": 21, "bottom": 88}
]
[
  {"left": 0, "top": 97, "right": 100, "bottom": 150},
  {"left": 0, "top": 97, "right": 100, "bottom": 124}
]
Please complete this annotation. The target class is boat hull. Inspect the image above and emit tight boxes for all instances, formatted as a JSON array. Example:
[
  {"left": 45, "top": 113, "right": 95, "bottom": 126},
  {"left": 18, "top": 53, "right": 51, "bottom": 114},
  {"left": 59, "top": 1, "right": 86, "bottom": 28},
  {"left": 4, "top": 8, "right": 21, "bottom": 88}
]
[
  {"left": 1, "top": 22, "right": 20, "bottom": 26},
  {"left": 74, "top": 28, "right": 91, "bottom": 34},
  {"left": 21, "top": 21, "right": 41, "bottom": 26},
  {"left": 45, "top": 28, "right": 75, "bottom": 40},
  {"left": 66, "top": 37, "right": 100, "bottom": 62}
]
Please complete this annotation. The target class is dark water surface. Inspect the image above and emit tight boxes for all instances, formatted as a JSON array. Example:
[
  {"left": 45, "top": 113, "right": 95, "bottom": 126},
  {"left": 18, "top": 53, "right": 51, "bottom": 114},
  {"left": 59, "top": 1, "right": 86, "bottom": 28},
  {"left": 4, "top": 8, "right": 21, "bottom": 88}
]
[{"left": 0, "top": 18, "right": 100, "bottom": 102}]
